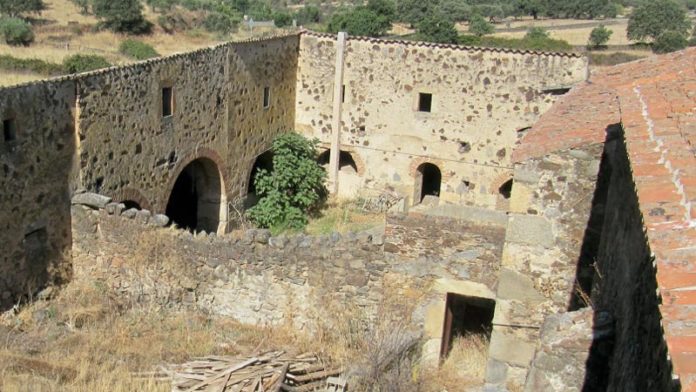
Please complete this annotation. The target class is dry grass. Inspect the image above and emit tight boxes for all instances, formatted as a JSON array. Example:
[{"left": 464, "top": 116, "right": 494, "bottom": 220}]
[
  {"left": 493, "top": 20, "right": 632, "bottom": 46},
  {"left": 0, "top": 71, "right": 45, "bottom": 87},
  {"left": 437, "top": 334, "right": 489, "bottom": 387},
  {"left": 303, "top": 198, "right": 385, "bottom": 236}
]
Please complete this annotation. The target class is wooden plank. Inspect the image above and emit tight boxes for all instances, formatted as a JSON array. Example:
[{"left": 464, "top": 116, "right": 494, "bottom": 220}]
[
  {"left": 289, "top": 369, "right": 341, "bottom": 383},
  {"left": 271, "top": 364, "right": 289, "bottom": 392},
  {"left": 280, "top": 380, "right": 325, "bottom": 392},
  {"left": 184, "top": 358, "right": 259, "bottom": 392}
]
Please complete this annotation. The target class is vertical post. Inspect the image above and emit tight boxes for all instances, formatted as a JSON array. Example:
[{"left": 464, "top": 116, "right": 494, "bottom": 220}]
[{"left": 329, "top": 32, "right": 347, "bottom": 195}]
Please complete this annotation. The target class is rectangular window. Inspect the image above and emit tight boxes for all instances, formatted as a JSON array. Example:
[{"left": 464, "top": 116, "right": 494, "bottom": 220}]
[
  {"left": 263, "top": 87, "right": 271, "bottom": 109},
  {"left": 162, "top": 87, "right": 173, "bottom": 117},
  {"left": 418, "top": 93, "right": 432, "bottom": 112},
  {"left": 3, "top": 118, "right": 16, "bottom": 142}
]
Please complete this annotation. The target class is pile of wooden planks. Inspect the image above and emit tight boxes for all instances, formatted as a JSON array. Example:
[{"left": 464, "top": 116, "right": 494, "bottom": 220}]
[{"left": 162, "top": 351, "right": 344, "bottom": 392}]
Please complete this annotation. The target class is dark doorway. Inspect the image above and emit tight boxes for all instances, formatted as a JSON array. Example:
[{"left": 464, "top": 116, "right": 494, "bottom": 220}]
[
  {"left": 498, "top": 179, "right": 513, "bottom": 199},
  {"left": 440, "top": 293, "right": 495, "bottom": 359},
  {"left": 415, "top": 163, "right": 442, "bottom": 203},
  {"left": 165, "top": 158, "right": 222, "bottom": 233},
  {"left": 121, "top": 200, "right": 141, "bottom": 210}
]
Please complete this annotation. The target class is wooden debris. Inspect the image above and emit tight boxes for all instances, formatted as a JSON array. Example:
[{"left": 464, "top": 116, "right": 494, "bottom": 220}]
[{"left": 155, "top": 351, "right": 345, "bottom": 392}]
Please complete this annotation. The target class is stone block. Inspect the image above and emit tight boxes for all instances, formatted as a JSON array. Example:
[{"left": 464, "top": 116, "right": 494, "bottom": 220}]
[
  {"left": 255, "top": 229, "right": 271, "bottom": 244},
  {"left": 496, "top": 268, "right": 544, "bottom": 302},
  {"left": 105, "top": 202, "right": 120, "bottom": 215},
  {"left": 150, "top": 214, "right": 170, "bottom": 227},
  {"left": 484, "top": 359, "right": 509, "bottom": 384},
  {"left": 122, "top": 208, "right": 138, "bottom": 219},
  {"left": 488, "top": 329, "right": 537, "bottom": 367},
  {"left": 135, "top": 209, "right": 151, "bottom": 224},
  {"left": 71, "top": 192, "right": 112, "bottom": 209},
  {"left": 506, "top": 214, "right": 554, "bottom": 248}
]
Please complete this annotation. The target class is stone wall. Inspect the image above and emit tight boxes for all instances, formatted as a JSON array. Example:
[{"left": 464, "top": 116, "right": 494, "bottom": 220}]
[
  {"left": 0, "top": 79, "right": 77, "bottom": 310},
  {"left": 295, "top": 33, "right": 588, "bottom": 207},
  {"left": 485, "top": 141, "right": 605, "bottom": 390},
  {"left": 76, "top": 35, "right": 300, "bottom": 224}
]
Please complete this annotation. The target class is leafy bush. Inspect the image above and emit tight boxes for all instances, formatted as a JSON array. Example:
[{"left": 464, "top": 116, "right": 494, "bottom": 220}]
[
  {"left": 247, "top": 133, "right": 327, "bottom": 231},
  {"left": 525, "top": 26, "right": 549, "bottom": 40},
  {"left": 119, "top": 39, "right": 159, "bottom": 60},
  {"left": 272, "top": 11, "right": 292, "bottom": 28},
  {"left": 416, "top": 14, "right": 459, "bottom": 43},
  {"left": 328, "top": 7, "right": 391, "bottom": 37},
  {"left": 588, "top": 25, "right": 613, "bottom": 49},
  {"left": 63, "top": 54, "right": 111, "bottom": 74},
  {"left": 468, "top": 14, "right": 493, "bottom": 37},
  {"left": 0, "top": 17, "right": 34, "bottom": 46},
  {"left": 627, "top": 0, "right": 691, "bottom": 41},
  {"left": 0, "top": 55, "right": 63, "bottom": 75},
  {"left": 0, "top": 0, "right": 45, "bottom": 18},
  {"left": 203, "top": 11, "right": 240, "bottom": 34},
  {"left": 93, "top": 0, "right": 153, "bottom": 34},
  {"left": 652, "top": 30, "right": 688, "bottom": 53},
  {"left": 294, "top": 5, "right": 321, "bottom": 25}
]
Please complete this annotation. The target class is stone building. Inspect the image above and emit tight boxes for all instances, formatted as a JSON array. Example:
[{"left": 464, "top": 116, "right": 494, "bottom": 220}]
[{"left": 1, "top": 30, "right": 695, "bottom": 391}]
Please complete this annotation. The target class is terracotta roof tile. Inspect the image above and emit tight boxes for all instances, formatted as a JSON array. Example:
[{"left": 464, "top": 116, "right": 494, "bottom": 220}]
[{"left": 515, "top": 47, "right": 696, "bottom": 386}]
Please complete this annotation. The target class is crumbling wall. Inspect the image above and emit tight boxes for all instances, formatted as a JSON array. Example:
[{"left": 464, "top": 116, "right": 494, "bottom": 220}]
[
  {"left": 486, "top": 142, "right": 604, "bottom": 390},
  {"left": 0, "top": 80, "right": 77, "bottom": 310},
  {"left": 296, "top": 33, "right": 588, "bottom": 208}
]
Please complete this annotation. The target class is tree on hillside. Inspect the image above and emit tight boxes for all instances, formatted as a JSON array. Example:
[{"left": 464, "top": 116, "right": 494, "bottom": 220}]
[
  {"left": 396, "top": 0, "right": 435, "bottom": 27},
  {"left": 367, "top": 0, "right": 396, "bottom": 22},
  {"left": 469, "top": 14, "right": 494, "bottom": 37},
  {"left": 588, "top": 25, "right": 612, "bottom": 48},
  {"left": 294, "top": 5, "right": 321, "bottom": 25},
  {"left": 437, "top": 0, "right": 472, "bottom": 22},
  {"left": 0, "top": 0, "right": 45, "bottom": 18},
  {"left": 514, "top": 0, "right": 546, "bottom": 19},
  {"left": 417, "top": 14, "right": 459, "bottom": 44},
  {"left": 327, "top": 7, "right": 391, "bottom": 37},
  {"left": 627, "top": 0, "right": 691, "bottom": 41},
  {"left": 93, "top": 0, "right": 153, "bottom": 34}
]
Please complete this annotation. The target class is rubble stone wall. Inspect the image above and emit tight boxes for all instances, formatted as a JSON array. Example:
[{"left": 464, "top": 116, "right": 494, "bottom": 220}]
[{"left": 296, "top": 33, "right": 588, "bottom": 207}]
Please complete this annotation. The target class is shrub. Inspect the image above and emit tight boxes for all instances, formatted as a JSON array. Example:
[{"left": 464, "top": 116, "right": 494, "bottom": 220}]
[
  {"left": 0, "top": 17, "right": 34, "bottom": 46},
  {"left": 93, "top": 0, "right": 153, "bottom": 34},
  {"left": 468, "top": 14, "right": 494, "bottom": 37},
  {"left": 416, "top": 14, "right": 459, "bottom": 44},
  {"left": 247, "top": 133, "right": 327, "bottom": 231},
  {"left": 327, "top": 7, "right": 391, "bottom": 37},
  {"left": 588, "top": 25, "right": 613, "bottom": 49},
  {"left": 203, "top": 12, "right": 240, "bottom": 34},
  {"left": 118, "top": 39, "right": 159, "bottom": 60},
  {"left": 63, "top": 54, "right": 111, "bottom": 74},
  {"left": 627, "top": 0, "right": 691, "bottom": 42},
  {"left": 652, "top": 30, "right": 688, "bottom": 53},
  {"left": 0, "top": 55, "right": 63, "bottom": 75},
  {"left": 525, "top": 26, "right": 549, "bottom": 40},
  {"left": 272, "top": 11, "right": 292, "bottom": 28}
]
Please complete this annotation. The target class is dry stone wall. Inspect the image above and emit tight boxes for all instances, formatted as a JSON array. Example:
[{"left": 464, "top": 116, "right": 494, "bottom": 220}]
[{"left": 296, "top": 33, "right": 588, "bottom": 207}]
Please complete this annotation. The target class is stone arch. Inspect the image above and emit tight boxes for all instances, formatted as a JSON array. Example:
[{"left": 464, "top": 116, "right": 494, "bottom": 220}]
[
  {"left": 317, "top": 148, "right": 365, "bottom": 176},
  {"left": 112, "top": 187, "right": 151, "bottom": 211},
  {"left": 414, "top": 162, "right": 442, "bottom": 204},
  {"left": 163, "top": 148, "right": 228, "bottom": 233},
  {"left": 490, "top": 173, "right": 514, "bottom": 196}
]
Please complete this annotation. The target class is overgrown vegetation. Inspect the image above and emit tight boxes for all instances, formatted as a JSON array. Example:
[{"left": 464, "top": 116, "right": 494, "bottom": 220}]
[
  {"left": 62, "top": 54, "right": 111, "bottom": 73},
  {"left": 0, "top": 17, "right": 34, "bottom": 46},
  {"left": 247, "top": 133, "right": 327, "bottom": 231},
  {"left": 627, "top": 0, "right": 692, "bottom": 53},
  {"left": 93, "top": 0, "right": 153, "bottom": 34},
  {"left": 0, "top": 55, "right": 63, "bottom": 75},
  {"left": 119, "top": 38, "right": 160, "bottom": 60}
]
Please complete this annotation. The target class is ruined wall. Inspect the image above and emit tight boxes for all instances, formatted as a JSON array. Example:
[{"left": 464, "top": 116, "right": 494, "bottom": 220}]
[
  {"left": 71, "top": 195, "right": 505, "bottom": 342},
  {"left": 589, "top": 136, "right": 675, "bottom": 392},
  {"left": 76, "top": 35, "right": 300, "bottom": 224},
  {"left": 296, "top": 33, "right": 588, "bottom": 207},
  {"left": 485, "top": 142, "right": 604, "bottom": 390},
  {"left": 0, "top": 80, "right": 77, "bottom": 310}
]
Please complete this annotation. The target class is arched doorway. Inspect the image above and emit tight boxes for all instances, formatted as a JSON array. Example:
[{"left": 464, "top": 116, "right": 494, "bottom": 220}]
[
  {"left": 165, "top": 158, "right": 223, "bottom": 233},
  {"left": 414, "top": 163, "right": 442, "bottom": 204}
]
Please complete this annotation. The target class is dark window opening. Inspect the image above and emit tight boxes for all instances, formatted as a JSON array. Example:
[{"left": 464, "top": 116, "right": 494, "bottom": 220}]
[
  {"left": 3, "top": 118, "right": 16, "bottom": 142},
  {"left": 122, "top": 200, "right": 141, "bottom": 210},
  {"left": 263, "top": 87, "right": 271, "bottom": 109},
  {"left": 317, "top": 150, "right": 357, "bottom": 173},
  {"left": 440, "top": 293, "right": 495, "bottom": 361},
  {"left": 499, "top": 179, "right": 513, "bottom": 199},
  {"left": 24, "top": 227, "right": 50, "bottom": 291},
  {"left": 162, "top": 87, "right": 173, "bottom": 117},
  {"left": 341, "top": 85, "right": 345, "bottom": 103},
  {"left": 415, "top": 163, "right": 441, "bottom": 203},
  {"left": 542, "top": 87, "right": 571, "bottom": 96},
  {"left": 165, "top": 158, "right": 222, "bottom": 233},
  {"left": 418, "top": 93, "right": 432, "bottom": 112}
]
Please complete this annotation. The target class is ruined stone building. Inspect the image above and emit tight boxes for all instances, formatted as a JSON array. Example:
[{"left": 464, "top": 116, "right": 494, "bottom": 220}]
[{"left": 1, "top": 30, "right": 694, "bottom": 391}]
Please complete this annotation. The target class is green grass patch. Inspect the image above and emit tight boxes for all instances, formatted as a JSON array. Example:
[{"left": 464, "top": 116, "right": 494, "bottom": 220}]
[{"left": 0, "top": 55, "right": 64, "bottom": 76}]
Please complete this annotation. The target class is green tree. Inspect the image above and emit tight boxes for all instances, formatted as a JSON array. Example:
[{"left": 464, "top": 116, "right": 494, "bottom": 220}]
[
  {"left": 93, "top": 0, "right": 152, "bottom": 34},
  {"left": 0, "top": 17, "right": 34, "bottom": 45},
  {"left": 63, "top": 54, "right": 111, "bottom": 73},
  {"left": 367, "top": 0, "right": 396, "bottom": 22},
  {"left": 273, "top": 11, "right": 292, "bottom": 27},
  {"left": 588, "top": 25, "right": 612, "bottom": 48},
  {"left": 0, "top": 0, "right": 45, "bottom": 18},
  {"left": 294, "top": 5, "right": 320, "bottom": 25},
  {"left": 327, "top": 7, "right": 391, "bottom": 37},
  {"left": 395, "top": 0, "right": 435, "bottom": 26},
  {"left": 515, "top": 0, "right": 545, "bottom": 19},
  {"left": 247, "top": 133, "right": 327, "bottom": 231},
  {"left": 652, "top": 30, "right": 688, "bottom": 53},
  {"left": 437, "top": 0, "right": 471, "bottom": 22},
  {"left": 469, "top": 14, "right": 494, "bottom": 37},
  {"left": 416, "top": 13, "right": 459, "bottom": 44},
  {"left": 627, "top": 0, "right": 691, "bottom": 41}
]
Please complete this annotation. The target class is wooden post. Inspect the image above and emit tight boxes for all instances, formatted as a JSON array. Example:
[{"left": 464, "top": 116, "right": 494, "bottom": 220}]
[{"left": 329, "top": 32, "right": 347, "bottom": 195}]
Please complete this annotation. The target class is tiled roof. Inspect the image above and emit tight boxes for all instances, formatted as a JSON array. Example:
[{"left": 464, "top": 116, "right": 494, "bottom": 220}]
[{"left": 514, "top": 47, "right": 696, "bottom": 390}]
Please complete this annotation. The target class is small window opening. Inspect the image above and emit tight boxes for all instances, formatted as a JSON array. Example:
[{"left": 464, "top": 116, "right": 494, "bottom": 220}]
[
  {"left": 499, "top": 179, "right": 513, "bottom": 199},
  {"left": 459, "top": 141, "right": 471, "bottom": 153},
  {"left": 162, "top": 87, "right": 173, "bottom": 117},
  {"left": 317, "top": 150, "right": 358, "bottom": 173},
  {"left": 440, "top": 293, "right": 495, "bottom": 380},
  {"left": 542, "top": 87, "right": 571, "bottom": 96},
  {"left": 3, "top": 118, "right": 16, "bottom": 142},
  {"left": 263, "top": 87, "right": 271, "bottom": 109},
  {"left": 418, "top": 93, "right": 432, "bottom": 112}
]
